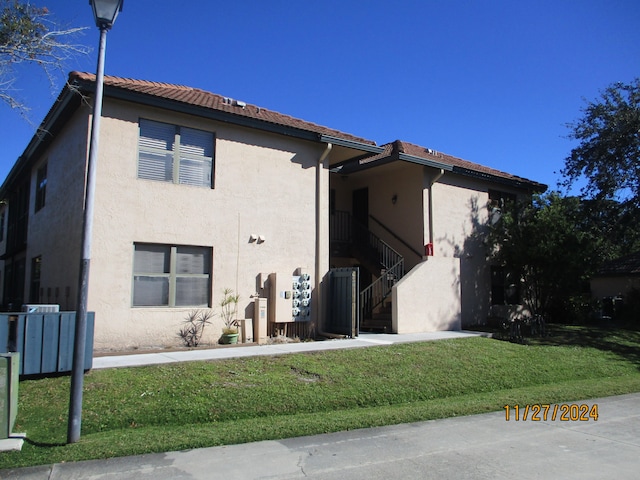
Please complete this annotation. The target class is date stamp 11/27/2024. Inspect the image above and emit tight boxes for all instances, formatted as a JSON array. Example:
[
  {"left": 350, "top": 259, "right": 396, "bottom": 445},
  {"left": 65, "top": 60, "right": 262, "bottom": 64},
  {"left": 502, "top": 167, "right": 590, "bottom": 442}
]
[{"left": 503, "top": 404, "right": 599, "bottom": 422}]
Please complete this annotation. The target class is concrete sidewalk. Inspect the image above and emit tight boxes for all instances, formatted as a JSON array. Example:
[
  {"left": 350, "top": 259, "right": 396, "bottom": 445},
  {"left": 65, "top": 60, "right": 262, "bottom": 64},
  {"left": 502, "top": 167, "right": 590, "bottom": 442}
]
[
  {"left": 2, "top": 392, "right": 639, "bottom": 479},
  {"left": 92, "top": 330, "right": 485, "bottom": 369}
]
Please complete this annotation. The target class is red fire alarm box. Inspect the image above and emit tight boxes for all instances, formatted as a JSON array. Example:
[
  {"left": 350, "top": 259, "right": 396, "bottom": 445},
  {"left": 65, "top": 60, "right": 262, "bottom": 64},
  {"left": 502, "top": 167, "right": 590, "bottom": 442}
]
[{"left": 425, "top": 243, "right": 434, "bottom": 256}]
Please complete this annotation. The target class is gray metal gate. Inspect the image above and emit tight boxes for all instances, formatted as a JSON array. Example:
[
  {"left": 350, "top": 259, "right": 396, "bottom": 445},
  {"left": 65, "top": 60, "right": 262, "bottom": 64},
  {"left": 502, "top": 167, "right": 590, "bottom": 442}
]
[{"left": 327, "top": 267, "right": 359, "bottom": 337}]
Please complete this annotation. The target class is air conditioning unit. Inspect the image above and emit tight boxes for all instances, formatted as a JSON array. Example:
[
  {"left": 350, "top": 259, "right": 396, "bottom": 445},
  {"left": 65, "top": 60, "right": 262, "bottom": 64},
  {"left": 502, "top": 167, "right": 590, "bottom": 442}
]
[{"left": 21, "top": 304, "right": 60, "bottom": 313}]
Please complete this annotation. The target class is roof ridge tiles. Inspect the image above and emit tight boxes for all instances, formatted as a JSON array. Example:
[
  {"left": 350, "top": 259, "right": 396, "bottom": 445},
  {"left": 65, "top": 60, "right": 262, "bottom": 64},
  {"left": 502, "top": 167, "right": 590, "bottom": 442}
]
[
  {"left": 384, "top": 139, "right": 545, "bottom": 188},
  {"left": 66, "top": 72, "right": 545, "bottom": 190}
]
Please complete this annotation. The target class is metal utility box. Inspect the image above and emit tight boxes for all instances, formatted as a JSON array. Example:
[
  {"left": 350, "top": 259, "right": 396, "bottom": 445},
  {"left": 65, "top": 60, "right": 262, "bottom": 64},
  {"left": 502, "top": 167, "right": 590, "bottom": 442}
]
[
  {"left": 292, "top": 273, "right": 312, "bottom": 321},
  {"left": 254, "top": 298, "right": 268, "bottom": 344},
  {"left": 0, "top": 353, "right": 19, "bottom": 439},
  {"left": 268, "top": 272, "right": 312, "bottom": 323},
  {"left": 268, "top": 273, "right": 294, "bottom": 323}
]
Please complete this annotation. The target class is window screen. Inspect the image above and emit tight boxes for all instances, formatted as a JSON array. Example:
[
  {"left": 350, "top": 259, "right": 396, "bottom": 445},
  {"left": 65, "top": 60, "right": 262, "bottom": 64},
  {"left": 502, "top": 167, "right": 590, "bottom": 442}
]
[{"left": 138, "top": 119, "right": 213, "bottom": 188}]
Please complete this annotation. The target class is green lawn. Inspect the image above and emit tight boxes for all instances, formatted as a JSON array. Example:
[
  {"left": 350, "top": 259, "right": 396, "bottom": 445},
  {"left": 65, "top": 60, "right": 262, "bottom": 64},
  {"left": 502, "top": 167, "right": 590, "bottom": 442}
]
[{"left": 2, "top": 325, "right": 640, "bottom": 469}]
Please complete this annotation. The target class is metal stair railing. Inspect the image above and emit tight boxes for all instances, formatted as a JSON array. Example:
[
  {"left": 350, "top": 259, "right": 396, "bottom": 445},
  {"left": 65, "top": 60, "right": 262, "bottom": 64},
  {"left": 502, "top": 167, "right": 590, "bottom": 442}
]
[
  {"left": 330, "top": 210, "right": 406, "bottom": 320},
  {"left": 360, "top": 257, "right": 404, "bottom": 320},
  {"left": 351, "top": 217, "right": 403, "bottom": 271},
  {"left": 330, "top": 210, "right": 352, "bottom": 244}
]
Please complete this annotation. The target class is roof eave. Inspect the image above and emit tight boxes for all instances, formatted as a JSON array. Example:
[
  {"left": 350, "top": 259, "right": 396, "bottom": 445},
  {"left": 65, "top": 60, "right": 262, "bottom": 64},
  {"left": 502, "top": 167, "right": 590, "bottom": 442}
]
[
  {"left": 451, "top": 166, "right": 548, "bottom": 192},
  {"left": 398, "top": 152, "right": 454, "bottom": 172},
  {"left": 319, "top": 134, "right": 381, "bottom": 153}
]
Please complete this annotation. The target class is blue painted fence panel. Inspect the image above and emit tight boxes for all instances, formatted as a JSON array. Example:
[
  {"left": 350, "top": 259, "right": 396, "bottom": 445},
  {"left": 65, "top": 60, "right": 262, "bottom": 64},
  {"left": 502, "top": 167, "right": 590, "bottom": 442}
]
[
  {"left": 57, "top": 312, "right": 76, "bottom": 373},
  {"left": 0, "top": 312, "right": 95, "bottom": 376},
  {"left": 23, "top": 314, "right": 44, "bottom": 375},
  {"left": 41, "top": 315, "right": 61, "bottom": 374}
]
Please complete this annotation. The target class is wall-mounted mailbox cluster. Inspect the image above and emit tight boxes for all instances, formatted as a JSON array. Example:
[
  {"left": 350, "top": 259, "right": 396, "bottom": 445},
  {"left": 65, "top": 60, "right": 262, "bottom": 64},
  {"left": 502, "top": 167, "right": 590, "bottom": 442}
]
[
  {"left": 268, "top": 272, "right": 312, "bottom": 323},
  {"left": 291, "top": 273, "right": 312, "bottom": 321}
]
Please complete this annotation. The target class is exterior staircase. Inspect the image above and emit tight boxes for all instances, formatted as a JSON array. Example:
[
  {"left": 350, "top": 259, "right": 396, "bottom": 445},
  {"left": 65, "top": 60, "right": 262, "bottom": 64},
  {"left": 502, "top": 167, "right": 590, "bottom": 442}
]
[{"left": 330, "top": 211, "right": 405, "bottom": 332}]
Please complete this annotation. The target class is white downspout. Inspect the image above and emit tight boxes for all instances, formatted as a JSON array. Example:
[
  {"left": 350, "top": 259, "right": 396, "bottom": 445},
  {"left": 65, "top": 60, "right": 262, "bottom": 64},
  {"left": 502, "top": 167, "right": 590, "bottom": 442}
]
[
  {"left": 316, "top": 143, "right": 332, "bottom": 336},
  {"left": 428, "top": 169, "right": 445, "bottom": 253}
]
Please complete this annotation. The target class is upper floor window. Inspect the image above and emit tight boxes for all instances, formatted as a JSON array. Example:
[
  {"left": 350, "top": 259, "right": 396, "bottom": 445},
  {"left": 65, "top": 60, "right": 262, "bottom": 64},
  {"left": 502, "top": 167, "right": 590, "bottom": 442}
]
[
  {"left": 488, "top": 190, "right": 516, "bottom": 225},
  {"left": 138, "top": 119, "right": 214, "bottom": 188},
  {"left": 35, "top": 162, "right": 47, "bottom": 212},
  {"left": 0, "top": 208, "right": 5, "bottom": 242},
  {"left": 30, "top": 255, "right": 42, "bottom": 303}
]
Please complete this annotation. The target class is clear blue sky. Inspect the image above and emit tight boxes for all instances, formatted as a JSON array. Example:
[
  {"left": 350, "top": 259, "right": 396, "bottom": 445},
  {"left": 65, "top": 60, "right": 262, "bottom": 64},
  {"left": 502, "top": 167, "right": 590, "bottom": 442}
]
[{"left": 1, "top": 0, "right": 639, "bottom": 191}]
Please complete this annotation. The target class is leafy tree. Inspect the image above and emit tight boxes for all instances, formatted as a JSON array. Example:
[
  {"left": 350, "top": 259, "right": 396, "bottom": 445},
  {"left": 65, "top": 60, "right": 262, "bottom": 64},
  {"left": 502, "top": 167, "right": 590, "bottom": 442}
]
[
  {"left": 487, "top": 80, "right": 640, "bottom": 323},
  {"left": 487, "top": 192, "right": 601, "bottom": 321},
  {"left": 0, "top": 0, "right": 88, "bottom": 115},
  {"left": 578, "top": 198, "right": 640, "bottom": 261},
  {"left": 562, "top": 78, "right": 640, "bottom": 208}
]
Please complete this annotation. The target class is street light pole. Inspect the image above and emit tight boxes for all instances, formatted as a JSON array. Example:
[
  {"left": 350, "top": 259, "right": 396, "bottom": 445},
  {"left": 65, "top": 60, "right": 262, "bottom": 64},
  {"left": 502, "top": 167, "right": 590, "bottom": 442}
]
[{"left": 67, "top": 0, "right": 122, "bottom": 445}]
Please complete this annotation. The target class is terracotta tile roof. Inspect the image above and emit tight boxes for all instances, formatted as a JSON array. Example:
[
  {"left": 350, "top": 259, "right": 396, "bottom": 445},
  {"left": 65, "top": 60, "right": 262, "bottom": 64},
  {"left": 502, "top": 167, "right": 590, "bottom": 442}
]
[
  {"left": 68, "top": 72, "right": 546, "bottom": 190},
  {"left": 395, "top": 140, "right": 545, "bottom": 189},
  {"left": 69, "top": 72, "right": 376, "bottom": 146},
  {"left": 596, "top": 251, "right": 640, "bottom": 276}
]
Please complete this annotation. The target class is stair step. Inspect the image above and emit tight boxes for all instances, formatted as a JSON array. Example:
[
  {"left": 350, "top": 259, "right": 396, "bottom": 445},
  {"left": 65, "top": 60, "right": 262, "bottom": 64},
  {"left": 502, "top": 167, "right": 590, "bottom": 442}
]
[{"left": 360, "top": 315, "right": 392, "bottom": 333}]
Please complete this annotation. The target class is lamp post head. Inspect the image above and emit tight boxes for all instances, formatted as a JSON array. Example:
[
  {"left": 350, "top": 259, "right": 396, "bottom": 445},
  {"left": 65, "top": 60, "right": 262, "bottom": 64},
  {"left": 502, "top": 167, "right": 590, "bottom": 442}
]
[{"left": 90, "top": 0, "right": 123, "bottom": 29}]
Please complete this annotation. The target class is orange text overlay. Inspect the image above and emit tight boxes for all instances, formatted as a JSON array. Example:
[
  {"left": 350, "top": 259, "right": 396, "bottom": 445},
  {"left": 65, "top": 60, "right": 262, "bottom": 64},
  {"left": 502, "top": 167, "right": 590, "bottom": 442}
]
[{"left": 503, "top": 404, "right": 598, "bottom": 422}]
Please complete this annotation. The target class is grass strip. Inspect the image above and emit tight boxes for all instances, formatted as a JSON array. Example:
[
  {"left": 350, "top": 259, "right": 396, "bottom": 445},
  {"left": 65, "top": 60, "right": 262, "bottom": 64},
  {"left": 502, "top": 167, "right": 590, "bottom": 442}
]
[{"left": 1, "top": 325, "right": 639, "bottom": 469}]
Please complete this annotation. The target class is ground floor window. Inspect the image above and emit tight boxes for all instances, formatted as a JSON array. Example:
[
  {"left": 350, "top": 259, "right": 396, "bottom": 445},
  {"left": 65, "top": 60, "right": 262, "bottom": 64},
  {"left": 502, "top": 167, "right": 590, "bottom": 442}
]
[
  {"left": 133, "top": 243, "right": 212, "bottom": 307},
  {"left": 30, "top": 256, "right": 41, "bottom": 303}
]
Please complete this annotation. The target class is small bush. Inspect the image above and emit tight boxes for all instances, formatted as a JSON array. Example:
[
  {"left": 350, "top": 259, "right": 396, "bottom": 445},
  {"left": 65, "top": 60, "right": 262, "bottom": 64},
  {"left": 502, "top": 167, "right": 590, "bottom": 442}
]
[{"left": 178, "top": 310, "right": 214, "bottom": 347}]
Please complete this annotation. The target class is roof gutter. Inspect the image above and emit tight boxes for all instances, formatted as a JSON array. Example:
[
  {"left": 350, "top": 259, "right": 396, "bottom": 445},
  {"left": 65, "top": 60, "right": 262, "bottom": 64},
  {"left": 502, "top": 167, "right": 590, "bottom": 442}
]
[
  {"left": 316, "top": 143, "right": 332, "bottom": 337},
  {"left": 319, "top": 134, "right": 381, "bottom": 153},
  {"left": 452, "top": 166, "right": 547, "bottom": 192},
  {"left": 398, "top": 152, "right": 454, "bottom": 172}
]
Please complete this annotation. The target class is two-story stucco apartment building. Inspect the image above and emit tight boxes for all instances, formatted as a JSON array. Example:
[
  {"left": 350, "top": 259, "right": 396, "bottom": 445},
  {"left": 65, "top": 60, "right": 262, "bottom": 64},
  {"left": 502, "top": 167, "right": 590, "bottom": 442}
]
[{"left": 0, "top": 72, "right": 545, "bottom": 351}]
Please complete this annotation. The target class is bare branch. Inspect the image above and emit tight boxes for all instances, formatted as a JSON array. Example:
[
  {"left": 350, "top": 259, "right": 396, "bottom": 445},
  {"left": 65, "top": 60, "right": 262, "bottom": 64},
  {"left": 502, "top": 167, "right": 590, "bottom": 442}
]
[{"left": 0, "top": 0, "right": 90, "bottom": 116}]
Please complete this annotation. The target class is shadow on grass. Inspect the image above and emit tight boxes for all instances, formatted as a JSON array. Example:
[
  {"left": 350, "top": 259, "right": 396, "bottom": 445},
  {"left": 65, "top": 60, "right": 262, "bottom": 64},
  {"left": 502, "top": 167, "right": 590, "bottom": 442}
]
[
  {"left": 24, "top": 437, "right": 66, "bottom": 448},
  {"left": 470, "top": 323, "right": 640, "bottom": 368}
]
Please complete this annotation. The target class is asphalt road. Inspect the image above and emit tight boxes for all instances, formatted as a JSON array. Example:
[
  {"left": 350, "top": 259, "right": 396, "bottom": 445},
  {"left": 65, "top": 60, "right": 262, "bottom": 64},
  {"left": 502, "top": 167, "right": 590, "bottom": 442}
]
[{"left": 2, "top": 392, "right": 639, "bottom": 479}]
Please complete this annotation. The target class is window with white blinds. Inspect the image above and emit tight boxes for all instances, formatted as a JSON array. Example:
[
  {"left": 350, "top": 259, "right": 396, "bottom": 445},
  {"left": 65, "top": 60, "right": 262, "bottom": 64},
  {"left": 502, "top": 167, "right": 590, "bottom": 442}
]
[
  {"left": 133, "top": 243, "right": 211, "bottom": 307},
  {"left": 138, "top": 119, "right": 214, "bottom": 188}
]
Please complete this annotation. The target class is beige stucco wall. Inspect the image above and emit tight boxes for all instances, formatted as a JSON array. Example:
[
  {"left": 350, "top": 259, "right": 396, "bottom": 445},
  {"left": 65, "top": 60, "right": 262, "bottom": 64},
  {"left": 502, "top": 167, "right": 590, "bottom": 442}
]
[
  {"left": 430, "top": 174, "right": 524, "bottom": 327},
  {"left": 82, "top": 99, "right": 330, "bottom": 350},
  {"left": 330, "top": 162, "right": 527, "bottom": 330},
  {"left": 24, "top": 111, "right": 89, "bottom": 309},
  {"left": 392, "top": 257, "right": 461, "bottom": 333},
  {"left": 430, "top": 175, "right": 489, "bottom": 327},
  {"left": 331, "top": 162, "right": 425, "bottom": 269},
  {"left": 364, "top": 163, "right": 425, "bottom": 269}
]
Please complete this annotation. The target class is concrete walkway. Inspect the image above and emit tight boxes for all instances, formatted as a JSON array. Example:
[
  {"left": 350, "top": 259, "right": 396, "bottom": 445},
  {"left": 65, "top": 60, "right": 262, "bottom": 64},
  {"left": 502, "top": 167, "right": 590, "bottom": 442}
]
[{"left": 92, "top": 330, "right": 485, "bottom": 369}]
